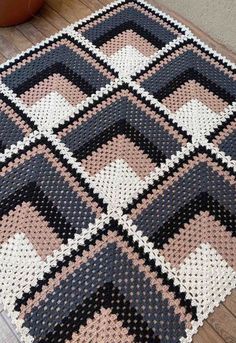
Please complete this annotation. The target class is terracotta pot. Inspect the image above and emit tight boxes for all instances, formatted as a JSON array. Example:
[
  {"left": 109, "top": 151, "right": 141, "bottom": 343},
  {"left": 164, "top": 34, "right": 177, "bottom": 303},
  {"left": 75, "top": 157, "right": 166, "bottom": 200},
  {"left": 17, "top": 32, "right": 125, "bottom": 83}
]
[{"left": 0, "top": 0, "right": 44, "bottom": 26}]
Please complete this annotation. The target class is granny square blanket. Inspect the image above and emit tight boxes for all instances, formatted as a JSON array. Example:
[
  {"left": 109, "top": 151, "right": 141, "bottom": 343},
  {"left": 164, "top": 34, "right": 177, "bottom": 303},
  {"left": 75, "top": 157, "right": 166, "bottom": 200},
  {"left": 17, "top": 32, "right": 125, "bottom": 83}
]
[{"left": 0, "top": 0, "right": 235, "bottom": 342}]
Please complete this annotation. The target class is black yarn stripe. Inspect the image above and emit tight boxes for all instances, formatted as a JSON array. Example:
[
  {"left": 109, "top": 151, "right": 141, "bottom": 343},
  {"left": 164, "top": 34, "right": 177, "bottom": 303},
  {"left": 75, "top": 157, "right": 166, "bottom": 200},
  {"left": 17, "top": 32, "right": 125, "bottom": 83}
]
[
  {"left": 53, "top": 82, "right": 192, "bottom": 142},
  {"left": 0, "top": 182, "right": 76, "bottom": 243},
  {"left": 0, "top": 141, "right": 6, "bottom": 154},
  {"left": 151, "top": 68, "right": 235, "bottom": 104},
  {"left": 15, "top": 219, "right": 197, "bottom": 322},
  {"left": 194, "top": 145, "right": 235, "bottom": 176},
  {"left": 93, "top": 21, "right": 166, "bottom": 49},
  {"left": 66, "top": 33, "right": 118, "bottom": 76},
  {"left": 133, "top": 37, "right": 235, "bottom": 81},
  {"left": 0, "top": 33, "right": 118, "bottom": 77},
  {"left": 132, "top": 38, "right": 190, "bottom": 81},
  {"left": 0, "top": 183, "right": 38, "bottom": 218},
  {"left": 53, "top": 82, "right": 125, "bottom": 134},
  {"left": 189, "top": 39, "right": 236, "bottom": 74},
  {"left": 123, "top": 145, "right": 236, "bottom": 214},
  {"left": 0, "top": 136, "right": 108, "bottom": 212},
  {"left": 206, "top": 112, "right": 236, "bottom": 142},
  {"left": 14, "top": 224, "right": 114, "bottom": 308},
  {"left": 72, "top": 119, "right": 166, "bottom": 166},
  {"left": 0, "top": 137, "right": 42, "bottom": 171},
  {"left": 37, "top": 283, "right": 158, "bottom": 343},
  {"left": 207, "top": 194, "right": 236, "bottom": 235},
  {"left": 45, "top": 138, "right": 108, "bottom": 212},
  {"left": 119, "top": 224, "right": 198, "bottom": 321},
  {"left": 13, "top": 63, "right": 97, "bottom": 97},
  {"left": 0, "top": 34, "right": 67, "bottom": 73},
  {"left": 204, "top": 144, "right": 236, "bottom": 175},
  {"left": 14, "top": 224, "right": 110, "bottom": 312},
  {"left": 123, "top": 147, "right": 198, "bottom": 214},
  {"left": 126, "top": 84, "right": 192, "bottom": 141},
  {"left": 0, "top": 93, "right": 38, "bottom": 130},
  {"left": 149, "top": 192, "right": 236, "bottom": 250},
  {"left": 74, "top": 0, "right": 185, "bottom": 35},
  {"left": 134, "top": 0, "right": 185, "bottom": 35}
]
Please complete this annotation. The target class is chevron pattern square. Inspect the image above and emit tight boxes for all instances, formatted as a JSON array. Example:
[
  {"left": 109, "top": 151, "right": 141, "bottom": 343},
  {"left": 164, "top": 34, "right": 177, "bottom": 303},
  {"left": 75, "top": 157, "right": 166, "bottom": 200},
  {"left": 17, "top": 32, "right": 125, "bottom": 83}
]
[
  {"left": 74, "top": 1, "right": 186, "bottom": 76},
  {"left": 56, "top": 85, "right": 190, "bottom": 210},
  {"left": 134, "top": 40, "right": 236, "bottom": 143},
  {"left": 0, "top": 0, "right": 235, "bottom": 343},
  {"left": 0, "top": 34, "right": 117, "bottom": 131}
]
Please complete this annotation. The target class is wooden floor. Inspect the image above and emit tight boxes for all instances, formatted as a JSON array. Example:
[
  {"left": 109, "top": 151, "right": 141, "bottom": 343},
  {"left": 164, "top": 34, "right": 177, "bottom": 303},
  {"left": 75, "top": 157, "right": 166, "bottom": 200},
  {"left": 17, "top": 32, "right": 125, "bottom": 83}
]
[{"left": 0, "top": 0, "right": 235, "bottom": 342}]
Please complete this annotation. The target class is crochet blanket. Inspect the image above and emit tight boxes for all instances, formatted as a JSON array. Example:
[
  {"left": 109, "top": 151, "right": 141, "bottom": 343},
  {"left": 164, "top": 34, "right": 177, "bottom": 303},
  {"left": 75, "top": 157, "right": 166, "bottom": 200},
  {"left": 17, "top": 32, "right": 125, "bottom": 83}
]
[{"left": 0, "top": 1, "right": 235, "bottom": 342}]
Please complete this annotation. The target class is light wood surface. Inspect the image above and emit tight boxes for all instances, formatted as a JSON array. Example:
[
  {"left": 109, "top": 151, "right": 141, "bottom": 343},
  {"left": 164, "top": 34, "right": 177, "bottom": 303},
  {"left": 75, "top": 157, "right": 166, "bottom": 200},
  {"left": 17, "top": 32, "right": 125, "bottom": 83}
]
[{"left": 0, "top": 1, "right": 235, "bottom": 342}]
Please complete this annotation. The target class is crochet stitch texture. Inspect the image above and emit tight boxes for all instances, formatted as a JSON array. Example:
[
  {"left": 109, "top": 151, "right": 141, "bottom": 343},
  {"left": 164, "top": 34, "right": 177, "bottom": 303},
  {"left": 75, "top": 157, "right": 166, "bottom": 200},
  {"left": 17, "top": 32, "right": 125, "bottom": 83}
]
[{"left": 0, "top": 0, "right": 235, "bottom": 342}]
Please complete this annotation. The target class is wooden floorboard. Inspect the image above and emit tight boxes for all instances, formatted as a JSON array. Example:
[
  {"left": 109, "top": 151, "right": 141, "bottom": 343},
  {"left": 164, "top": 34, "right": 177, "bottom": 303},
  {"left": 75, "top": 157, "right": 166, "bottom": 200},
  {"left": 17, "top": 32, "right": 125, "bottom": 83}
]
[
  {"left": 0, "top": 34, "right": 20, "bottom": 59},
  {"left": 192, "top": 322, "right": 225, "bottom": 343},
  {"left": 39, "top": 3, "right": 69, "bottom": 29},
  {"left": 0, "top": 27, "right": 32, "bottom": 52},
  {"left": 224, "top": 289, "right": 236, "bottom": 317},
  {"left": 0, "top": 1, "right": 235, "bottom": 342},
  {"left": 46, "top": 0, "right": 91, "bottom": 23},
  {"left": 0, "top": 52, "right": 6, "bottom": 64},
  {"left": 206, "top": 304, "right": 236, "bottom": 342},
  {"left": 16, "top": 22, "right": 45, "bottom": 45}
]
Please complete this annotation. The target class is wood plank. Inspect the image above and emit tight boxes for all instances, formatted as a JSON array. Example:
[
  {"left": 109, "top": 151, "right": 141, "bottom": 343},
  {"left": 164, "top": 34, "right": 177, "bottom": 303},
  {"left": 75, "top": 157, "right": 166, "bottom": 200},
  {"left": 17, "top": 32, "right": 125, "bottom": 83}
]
[
  {"left": 98, "top": 0, "right": 112, "bottom": 5},
  {"left": 80, "top": 0, "right": 103, "bottom": 11},
  {"left": 224, "top": 289, "right": 236, "bottom": 317},
  {"left": 46, "top": 0, "right": 89, "bottom": 23},
  {"left": 16, "top": 22, "right": 45, "bottom": 45},
  {"left": 64, "top": 0, "right": 92, "bottom": 19},
  {"left": 0, "top": 314, "right": 19, "bottom": 343},
  {"left": 0, "top": 34, "right": 20, "bottom": 60},
  {"left": 39, "top": 3, "right": 69, "bottom": 30},
  {"left": 0, "top": 52, "right": 6, "bottom": 65},
  {"left": 207, "top": 303, "right": 236, "bottom": 342},
  {"left": 30, "top": 14, "right": 58, "bottom": 37},
  {"left": 0, "top": 27, "right": 32, "bottom": 52},
  {"left": 192, "top": 321, "right": 225, "bottom": 343},
  {"left": 46, "top": 0, "right": 79, "bottom": 23}
]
